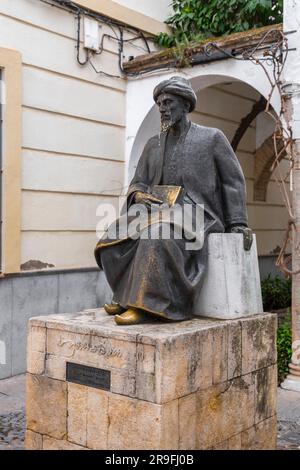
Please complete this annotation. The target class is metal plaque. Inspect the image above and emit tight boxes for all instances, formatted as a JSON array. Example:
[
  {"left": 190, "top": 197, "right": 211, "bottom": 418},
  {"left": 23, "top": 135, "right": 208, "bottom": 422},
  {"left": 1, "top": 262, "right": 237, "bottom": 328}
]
[{"left": 66, "top": 362, "right": 111, "bottom": 390}]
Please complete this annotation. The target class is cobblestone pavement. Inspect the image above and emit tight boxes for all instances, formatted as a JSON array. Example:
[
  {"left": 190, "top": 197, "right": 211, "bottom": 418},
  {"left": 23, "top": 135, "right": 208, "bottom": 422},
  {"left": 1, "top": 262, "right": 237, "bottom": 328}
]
[
  {"left": 0, "top": 374, "right": 299, "bottom": 450},
  {"left": 0, "top": 374, "right": 25, "bottom": 450},
  {"left": 0, "top": 411, "right": 25, "bottom": 450},
  {"left": 277, "top": 421, "right": 300, "bottom": 450},
  {"left": 277, "top": 387, "right": 300, "bottom": 450}
]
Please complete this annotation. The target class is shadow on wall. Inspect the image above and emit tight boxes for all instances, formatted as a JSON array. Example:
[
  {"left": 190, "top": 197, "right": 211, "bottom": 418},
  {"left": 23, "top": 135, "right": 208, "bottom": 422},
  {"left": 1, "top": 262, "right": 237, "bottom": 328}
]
[{"left": 0, "top": 269, "right": 112, "bottom": 379}]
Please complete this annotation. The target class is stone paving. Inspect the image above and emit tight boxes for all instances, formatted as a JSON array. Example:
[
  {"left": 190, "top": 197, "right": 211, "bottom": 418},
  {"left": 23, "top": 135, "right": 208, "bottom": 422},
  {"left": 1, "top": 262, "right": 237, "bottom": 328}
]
[
  {"left": 0, "top": 411, "right": 25, "bottom": 450},
  {"left": 277, "top": 388, "right": 300, "bottom": 450},
  {"left": 0, "top": 374, "right": 25, "bottom": 450},
  {"left": 0, "top": 374, "right": 299, "bottom": 450}
]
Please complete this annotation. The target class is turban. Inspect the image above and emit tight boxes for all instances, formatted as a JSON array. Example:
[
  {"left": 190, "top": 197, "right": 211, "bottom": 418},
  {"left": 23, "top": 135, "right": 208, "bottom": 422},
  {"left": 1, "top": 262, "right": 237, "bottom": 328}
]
[{"left": 153, "top": 76, "right": 197, "bottom": 113}]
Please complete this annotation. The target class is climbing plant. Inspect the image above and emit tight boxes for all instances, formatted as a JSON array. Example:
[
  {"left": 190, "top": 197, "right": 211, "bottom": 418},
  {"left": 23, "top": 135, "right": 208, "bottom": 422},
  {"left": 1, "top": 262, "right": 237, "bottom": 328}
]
[
  {"left": 261, "top": 274, "right": 291, "bottom": 311},
  {"left": 157, "top": 0, "right": 283, "bottom": 47},
  {"left": 277, "top": 318, "right": 292, "bottom": 384}
]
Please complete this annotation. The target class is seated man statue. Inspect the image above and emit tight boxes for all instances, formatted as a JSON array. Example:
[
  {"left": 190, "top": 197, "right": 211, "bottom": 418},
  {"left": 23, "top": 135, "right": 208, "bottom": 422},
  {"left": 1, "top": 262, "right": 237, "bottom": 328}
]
[{"left": 95, "top": 76, "right": 252, "bottom": 325}]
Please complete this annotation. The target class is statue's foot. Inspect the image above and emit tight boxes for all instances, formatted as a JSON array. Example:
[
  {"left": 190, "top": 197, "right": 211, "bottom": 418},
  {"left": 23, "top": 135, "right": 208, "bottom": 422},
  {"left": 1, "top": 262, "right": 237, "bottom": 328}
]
[
  {"left": 104, "top": 302, "right": 126, "bottom": 315},
  {"left": 115, "top": 308, "right": 148, "bottom": 325}
]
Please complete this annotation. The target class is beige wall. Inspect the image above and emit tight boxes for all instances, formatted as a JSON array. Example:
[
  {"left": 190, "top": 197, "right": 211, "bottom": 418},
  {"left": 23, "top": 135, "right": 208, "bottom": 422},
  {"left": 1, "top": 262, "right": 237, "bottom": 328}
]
[
  {"left": 191, "top": 82, "right": 289, "bottom": 256},
  {"left": 0, "top": 47, "right": 22, "bottom": 273},
  {"left": 0, "top": 0, "right": 287, "bottom": 270},
  {"left": 75, "top": 0, "right": 170, "bottom": 34},
  {"left": 114, "top": 0, "right": 172, "bottom": 23},
  {"left": 0, "top": 0, "right": 162, "bottom": 271}
]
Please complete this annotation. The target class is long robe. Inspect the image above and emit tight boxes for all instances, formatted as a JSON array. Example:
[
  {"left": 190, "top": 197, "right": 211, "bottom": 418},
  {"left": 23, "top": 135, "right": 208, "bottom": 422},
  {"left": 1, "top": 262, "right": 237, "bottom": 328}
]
[{"left": 95, "top": 123, "right": 248, "bottom": 321}]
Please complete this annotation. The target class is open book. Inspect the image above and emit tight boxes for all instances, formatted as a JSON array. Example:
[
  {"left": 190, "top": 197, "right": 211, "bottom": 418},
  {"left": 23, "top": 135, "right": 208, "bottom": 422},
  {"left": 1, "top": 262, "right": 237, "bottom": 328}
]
[{"left": 151, "top": 185, "right": 183, "bottom": 206}]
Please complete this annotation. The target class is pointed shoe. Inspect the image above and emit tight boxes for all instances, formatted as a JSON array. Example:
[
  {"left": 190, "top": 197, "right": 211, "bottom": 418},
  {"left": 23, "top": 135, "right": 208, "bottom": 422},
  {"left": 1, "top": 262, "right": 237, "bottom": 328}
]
[
  {"left": 115, "top": 308, "right": 148, "bottom": 325},
  {"left": 104, "top": 303, "right": 126, "bottom": 315}
]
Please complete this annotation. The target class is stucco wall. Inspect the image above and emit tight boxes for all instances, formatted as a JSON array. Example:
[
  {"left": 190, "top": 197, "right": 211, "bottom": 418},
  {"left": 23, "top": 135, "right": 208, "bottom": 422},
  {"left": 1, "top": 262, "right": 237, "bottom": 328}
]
[
  {"left": 114, "top": 0, "right": 172, "bottom": 22},
  {"left": 0, "top": 0, "right": 161, "bottom": 271},
  {"left": 0, "top": 0, "right": 288, "bottom": 269}
]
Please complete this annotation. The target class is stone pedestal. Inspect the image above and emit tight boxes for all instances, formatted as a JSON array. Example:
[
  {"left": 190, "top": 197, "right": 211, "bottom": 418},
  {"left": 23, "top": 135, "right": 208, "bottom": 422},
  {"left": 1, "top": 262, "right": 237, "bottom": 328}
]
[
  {"left": 194, "top": 234, "right": 263, "bottom": 319},
  {"left": 25, "top": 309, "right": 277, "bottom": 450},
  {"left": 281, "top": 373, "right": 300, "bottom": 392}
]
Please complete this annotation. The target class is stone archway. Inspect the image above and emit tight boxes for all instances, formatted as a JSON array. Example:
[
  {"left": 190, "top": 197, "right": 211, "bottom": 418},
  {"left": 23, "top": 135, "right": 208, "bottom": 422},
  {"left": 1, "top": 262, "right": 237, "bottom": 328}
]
[
  {"left": 125, "top": 61, "right": 288, "bottom": 261},
  {"left": 125, "top": 58, "right": 281, "bottom": 185}
]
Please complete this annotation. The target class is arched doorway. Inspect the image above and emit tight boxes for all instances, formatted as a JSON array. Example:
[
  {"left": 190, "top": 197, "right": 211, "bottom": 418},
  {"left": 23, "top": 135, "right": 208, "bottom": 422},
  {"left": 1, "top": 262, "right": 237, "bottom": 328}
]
[{"left": 125, "top": 64, "right": 289, "bottom": 277}]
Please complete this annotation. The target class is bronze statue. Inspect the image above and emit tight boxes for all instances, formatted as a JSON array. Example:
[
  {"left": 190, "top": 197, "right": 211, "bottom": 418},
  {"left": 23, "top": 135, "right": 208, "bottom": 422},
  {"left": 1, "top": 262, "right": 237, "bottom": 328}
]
[{"left": 95, "top": 76, "right": 252, "bottom": 325}]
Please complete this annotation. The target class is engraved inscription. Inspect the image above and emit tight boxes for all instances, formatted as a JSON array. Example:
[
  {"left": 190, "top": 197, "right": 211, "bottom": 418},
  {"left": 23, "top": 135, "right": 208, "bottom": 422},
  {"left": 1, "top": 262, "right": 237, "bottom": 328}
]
[
  {"left": 136, "top": 351, "right": 144, "bottom": 361},
  {"left": 66, "top": 362, "right": 111, "bottom": 390},
  {"left": 58, "top": 336, "right": 122, "bottom": 359}
]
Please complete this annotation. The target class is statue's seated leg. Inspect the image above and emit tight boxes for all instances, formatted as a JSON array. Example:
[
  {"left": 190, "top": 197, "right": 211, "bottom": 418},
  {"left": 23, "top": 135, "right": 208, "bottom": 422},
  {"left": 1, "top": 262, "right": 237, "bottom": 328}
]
[
  {"left": 99, "top": 222, "right": 199, "bottom": 323},
  {"left": 104, "top": 302, "right": 126, "bottom": 315}
]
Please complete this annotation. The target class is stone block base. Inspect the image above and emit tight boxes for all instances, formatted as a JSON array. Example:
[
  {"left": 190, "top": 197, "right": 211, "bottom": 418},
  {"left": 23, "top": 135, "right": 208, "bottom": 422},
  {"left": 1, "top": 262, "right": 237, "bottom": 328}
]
[
  {"left": 25, "top": 309, "right": 277, "bottom": 450},
  {"left": 194, "top": 234, "right": 263, "bottom": 319}
]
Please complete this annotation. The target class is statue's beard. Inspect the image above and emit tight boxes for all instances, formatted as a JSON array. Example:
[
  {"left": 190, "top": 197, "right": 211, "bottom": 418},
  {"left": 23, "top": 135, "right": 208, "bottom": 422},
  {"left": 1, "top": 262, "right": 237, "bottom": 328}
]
[{"left": 160, "top": 117, "right": 175, "bottom": 133}]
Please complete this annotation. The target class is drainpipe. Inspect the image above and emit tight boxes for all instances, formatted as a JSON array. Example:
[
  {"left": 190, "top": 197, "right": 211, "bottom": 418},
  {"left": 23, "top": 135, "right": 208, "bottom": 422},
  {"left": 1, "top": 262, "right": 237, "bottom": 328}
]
[
  {"left": 0, "top": 70, "right": 2, "bottom": 272},
  {"left": 281, "top": 0, "right": 300, "bottom": 392}
]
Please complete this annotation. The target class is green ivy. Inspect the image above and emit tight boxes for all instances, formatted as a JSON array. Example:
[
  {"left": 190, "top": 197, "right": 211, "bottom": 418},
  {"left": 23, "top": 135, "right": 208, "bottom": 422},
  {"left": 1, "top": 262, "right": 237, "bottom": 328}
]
[
  {"left": 277, "top": 318, "right": 292, "bottom": 384},
  {"left": 156, "top": 0, "right": 283, "bottom": 47},
  {"left": 261, "top": 274, "right": 291, "bottom": 311},
  {"left": 260, "top": 274, "right": 292, "bottom": 384}
]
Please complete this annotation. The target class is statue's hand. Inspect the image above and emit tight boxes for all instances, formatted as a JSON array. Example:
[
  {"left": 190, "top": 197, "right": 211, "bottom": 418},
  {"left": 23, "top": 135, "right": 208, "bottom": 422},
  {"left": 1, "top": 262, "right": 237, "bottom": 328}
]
[
  {"left": 134, "top": 191, "right": 163, "bottom": 208},
  {"left": 230, "top": 225, "right": 253, "bottom": 251}
]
